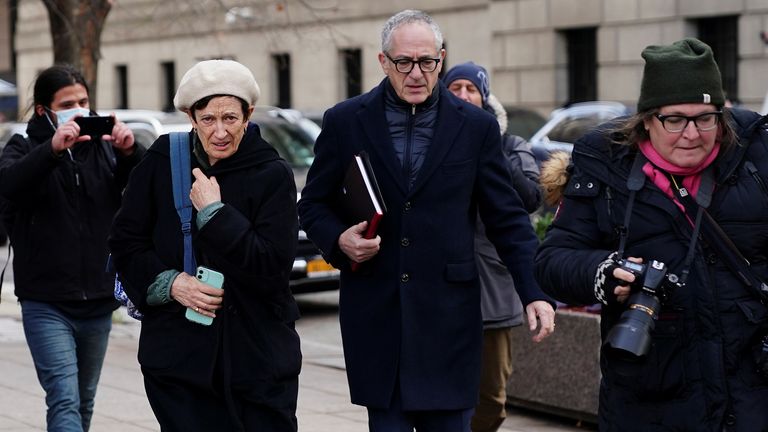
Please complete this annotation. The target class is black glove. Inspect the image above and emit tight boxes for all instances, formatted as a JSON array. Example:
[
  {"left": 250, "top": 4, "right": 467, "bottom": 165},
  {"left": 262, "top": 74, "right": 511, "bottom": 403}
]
[{"left": 594, "top": 252, "right": 622, "bottom": 305}]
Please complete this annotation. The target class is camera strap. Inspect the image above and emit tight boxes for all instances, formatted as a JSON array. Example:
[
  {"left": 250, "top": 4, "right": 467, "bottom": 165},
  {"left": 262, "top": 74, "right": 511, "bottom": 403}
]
[
  {"left": 623, "top": 152, "right": 702, "bottom": 285},
  {"left": 617, "top": 153, "right": 647, "bottom": 259}
]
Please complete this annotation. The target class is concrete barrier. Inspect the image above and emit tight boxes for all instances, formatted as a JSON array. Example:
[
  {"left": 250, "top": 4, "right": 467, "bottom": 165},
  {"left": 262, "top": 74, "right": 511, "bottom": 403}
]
[{"left": 506, "top": 310, "right": 601, "bottom": 423}]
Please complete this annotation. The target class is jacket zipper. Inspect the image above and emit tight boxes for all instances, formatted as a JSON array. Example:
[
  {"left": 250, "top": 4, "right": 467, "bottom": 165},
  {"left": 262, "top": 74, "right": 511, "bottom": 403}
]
[
  {"left": 402, "top": 104, "right": 415, "bottom": 185},
  {"left": 67, "top": 149, "right": 87, "bottom": 300},
  {"left": 66, "top": 149, "right": 80, "bottom": 186}
]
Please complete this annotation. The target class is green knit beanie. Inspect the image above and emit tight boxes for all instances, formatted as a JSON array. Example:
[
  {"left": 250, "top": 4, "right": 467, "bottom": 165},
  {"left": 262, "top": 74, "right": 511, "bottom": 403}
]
[{"left": 637, "top": 38, "right": 724, "bottom": 112}]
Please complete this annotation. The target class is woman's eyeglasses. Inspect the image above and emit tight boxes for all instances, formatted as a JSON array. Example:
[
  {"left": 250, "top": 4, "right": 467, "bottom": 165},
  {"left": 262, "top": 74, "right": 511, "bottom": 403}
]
[{"left": 654, "top": 111, "right": 722, "bottom": 133}]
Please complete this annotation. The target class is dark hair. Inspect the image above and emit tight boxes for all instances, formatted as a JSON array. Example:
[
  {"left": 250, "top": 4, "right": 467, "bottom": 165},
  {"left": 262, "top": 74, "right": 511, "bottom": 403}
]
[
  {"left": 610, "top": 107, "right": 738, "bottom": 154},
  {"left": 189, "top": 94, "right": 250, "bottom": 121},
  {"left": 33, "top": 64, "right": 89, "bottom": 107}
]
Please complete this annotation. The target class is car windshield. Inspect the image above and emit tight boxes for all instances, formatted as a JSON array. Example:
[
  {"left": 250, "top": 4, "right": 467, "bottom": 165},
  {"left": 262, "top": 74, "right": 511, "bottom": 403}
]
[
  {"left": 257, "top": 120, "right": 315, "bottom": 168},
  {"left": 546, "top": 116, "right": 610, "bottom": 144}
]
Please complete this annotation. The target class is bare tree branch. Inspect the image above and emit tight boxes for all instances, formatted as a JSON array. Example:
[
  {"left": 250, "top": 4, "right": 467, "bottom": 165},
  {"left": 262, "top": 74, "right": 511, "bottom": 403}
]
[{"left": 40, "top": 0, "right": 112, "bottom": 107}]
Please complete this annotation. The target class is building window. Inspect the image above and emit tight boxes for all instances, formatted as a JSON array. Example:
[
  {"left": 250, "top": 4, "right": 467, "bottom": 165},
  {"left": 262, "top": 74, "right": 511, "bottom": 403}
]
[
  {"left": 272, "top": 53, "right": 291, "bottom": 108},
  {"left": 697, "top": 16, "right": 738, "bottom": 104},
  {"left": 161, "top": 61, "right": 175, "bottom": 112},
  {"left": 340, "top": 48, "right": 362, "bottom": 99},
  {"left": 563, "top": 27, "right": 597, "bottom": 104},
  {"left": 115, "top": 64, "right": 128, "bottom": 109}
]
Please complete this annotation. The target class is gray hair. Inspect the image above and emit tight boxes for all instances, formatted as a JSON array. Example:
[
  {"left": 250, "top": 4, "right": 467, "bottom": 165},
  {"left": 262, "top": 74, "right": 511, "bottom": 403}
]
[{"left": 381, "top": 9, "right": 443, "bottom": 54}]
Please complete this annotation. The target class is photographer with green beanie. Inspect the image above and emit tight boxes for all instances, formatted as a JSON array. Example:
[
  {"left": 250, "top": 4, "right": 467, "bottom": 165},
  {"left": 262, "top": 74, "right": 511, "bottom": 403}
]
[{"left": 536, "top": 37, "right": 768, "bottom": 431}]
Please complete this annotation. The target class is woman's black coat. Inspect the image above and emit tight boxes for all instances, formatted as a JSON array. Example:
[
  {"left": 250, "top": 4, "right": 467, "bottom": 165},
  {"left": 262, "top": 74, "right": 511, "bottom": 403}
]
[
  {"left": 535, "top": 108, "right": 768, "bottom": 431},
  {"left": 108, "top": 124, "right": 301, "bottom": 425}
]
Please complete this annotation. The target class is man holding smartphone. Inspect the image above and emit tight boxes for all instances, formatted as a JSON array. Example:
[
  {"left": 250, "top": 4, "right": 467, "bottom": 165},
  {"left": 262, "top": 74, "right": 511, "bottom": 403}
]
[
  {"left": 0, "top": 64, "right": 142, "bottom": 432},
  {"left": 74, "top": 115, "right": 115, "bottom": 139}
]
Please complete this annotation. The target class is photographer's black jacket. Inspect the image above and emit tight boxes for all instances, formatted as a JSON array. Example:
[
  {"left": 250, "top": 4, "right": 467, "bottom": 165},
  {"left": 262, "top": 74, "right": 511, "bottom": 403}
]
[
  {"left": 536, "top": 108, "right": 768, "bottom": 431},
  {"left": 0, "top": 114, "right": 143, "bottom": 310}
]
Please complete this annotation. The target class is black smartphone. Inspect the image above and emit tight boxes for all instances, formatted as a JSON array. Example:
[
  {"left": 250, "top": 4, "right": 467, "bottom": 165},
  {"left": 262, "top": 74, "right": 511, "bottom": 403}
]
[{"left": 75, "top": 116, "right": 115, "bottom": 137}]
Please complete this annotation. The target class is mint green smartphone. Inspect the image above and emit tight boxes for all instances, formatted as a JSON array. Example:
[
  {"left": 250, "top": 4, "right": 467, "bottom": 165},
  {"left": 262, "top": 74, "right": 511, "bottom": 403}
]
[{"left": 184, "top": 266, "right": 224, "bottom": 326}]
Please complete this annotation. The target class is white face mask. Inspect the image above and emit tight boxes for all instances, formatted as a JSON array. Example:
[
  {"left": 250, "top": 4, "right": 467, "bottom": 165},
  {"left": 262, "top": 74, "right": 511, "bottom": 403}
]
[{"left": 51, "top": 107, "right": 90, "bottom": 126}]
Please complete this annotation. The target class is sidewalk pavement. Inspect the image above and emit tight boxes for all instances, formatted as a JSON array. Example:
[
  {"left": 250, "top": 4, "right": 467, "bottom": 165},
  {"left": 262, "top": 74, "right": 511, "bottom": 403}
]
[{"left": 0, "top": 286, "right": 588, "bottom": 432}]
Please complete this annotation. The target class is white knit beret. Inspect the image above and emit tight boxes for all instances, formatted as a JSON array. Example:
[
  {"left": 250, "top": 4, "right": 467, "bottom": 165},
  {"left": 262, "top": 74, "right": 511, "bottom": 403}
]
[{"left": 173, "top": 59, "right": 261, "bottom": 111}]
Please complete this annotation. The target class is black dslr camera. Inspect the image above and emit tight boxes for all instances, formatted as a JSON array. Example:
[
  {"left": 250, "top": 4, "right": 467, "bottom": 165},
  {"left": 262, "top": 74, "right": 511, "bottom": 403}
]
[{"left": 602, "top": 259, "right": 683, "bottom": 360}]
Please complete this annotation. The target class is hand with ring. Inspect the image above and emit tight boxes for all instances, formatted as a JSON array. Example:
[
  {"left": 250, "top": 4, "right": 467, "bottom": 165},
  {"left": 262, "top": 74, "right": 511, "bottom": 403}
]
[{"left": 170, "top": 272, "right": 224, "bottom": 318}]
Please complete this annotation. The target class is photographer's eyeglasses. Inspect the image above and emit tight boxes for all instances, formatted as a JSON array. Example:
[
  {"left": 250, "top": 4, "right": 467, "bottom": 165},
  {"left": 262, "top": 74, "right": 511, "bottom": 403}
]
[
  {"left": 385, "top": 53, "right": 441, "bottom": 74},
  {"left": 654, "top": 111, "right": 722, "bottom": 133}
]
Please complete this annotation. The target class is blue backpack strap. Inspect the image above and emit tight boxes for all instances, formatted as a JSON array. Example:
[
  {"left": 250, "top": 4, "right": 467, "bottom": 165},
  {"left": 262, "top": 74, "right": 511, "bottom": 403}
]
[{"left": 169, "top": 132, "right": 197, "bottom": 275}]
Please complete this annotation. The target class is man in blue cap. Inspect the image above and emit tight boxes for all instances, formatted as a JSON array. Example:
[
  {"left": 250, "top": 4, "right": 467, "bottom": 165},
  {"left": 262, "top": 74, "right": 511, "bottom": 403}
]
[{"left": 445, "top": 62, "right": 543, "bottom": 432}]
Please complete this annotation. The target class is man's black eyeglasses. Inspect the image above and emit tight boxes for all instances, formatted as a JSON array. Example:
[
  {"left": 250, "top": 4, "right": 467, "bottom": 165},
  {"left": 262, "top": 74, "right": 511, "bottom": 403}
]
[
  {"left": 654, "top": 111, "right": 722, "bottom": 133},
  {"left": 385, "top": 53, "right": 441, "bottom": 74}
]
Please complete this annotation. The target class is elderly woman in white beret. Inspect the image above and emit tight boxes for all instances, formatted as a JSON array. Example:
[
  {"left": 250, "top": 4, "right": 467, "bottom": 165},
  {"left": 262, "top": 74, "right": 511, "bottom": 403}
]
[{"left": 109, "top": 60, "right": 301, "bottom": 431}]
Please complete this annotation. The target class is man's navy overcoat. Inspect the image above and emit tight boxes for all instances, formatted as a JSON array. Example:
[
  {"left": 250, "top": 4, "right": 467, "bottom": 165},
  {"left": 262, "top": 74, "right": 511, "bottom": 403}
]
[{"left": 298, "top": 79, "right": 547, "bottom": 410}]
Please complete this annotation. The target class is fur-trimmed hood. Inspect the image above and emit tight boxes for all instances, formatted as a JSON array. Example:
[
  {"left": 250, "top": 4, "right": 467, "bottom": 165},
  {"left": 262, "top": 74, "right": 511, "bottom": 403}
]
[
  {"left": 540, "top": 151, "right": 571, "bottom": 208},
  {"left": 485, "top": 93, "right": 508, "bottom": 135}
]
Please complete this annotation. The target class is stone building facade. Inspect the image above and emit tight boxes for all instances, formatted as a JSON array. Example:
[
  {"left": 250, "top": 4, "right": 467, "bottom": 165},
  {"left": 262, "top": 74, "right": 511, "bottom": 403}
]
[{"left": 10, "top": 0, "right": 768, "bottom": 118}]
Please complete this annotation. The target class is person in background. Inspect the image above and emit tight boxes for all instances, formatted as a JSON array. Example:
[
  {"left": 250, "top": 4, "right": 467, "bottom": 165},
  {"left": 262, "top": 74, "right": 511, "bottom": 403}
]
[
  {"left": 108, "top": 59, "right": 301, "bottom": 431},
  {"left": 0, "top": 64, "right": 142, "bottom": 431},
  {"left": 298, "top": 10, "right": 555, "bottom": 432},
  {"left": 536, "top": 38, "right": 768, "bottom": 431},
  {"left": 444, "top": 62, "right": 542, "bottom": 432}
]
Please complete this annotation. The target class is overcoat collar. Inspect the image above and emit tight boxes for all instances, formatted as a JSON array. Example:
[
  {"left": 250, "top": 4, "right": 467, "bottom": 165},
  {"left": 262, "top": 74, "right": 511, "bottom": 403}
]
[{"left": 355, "top": 78, "right": 466, "bottom": 197}]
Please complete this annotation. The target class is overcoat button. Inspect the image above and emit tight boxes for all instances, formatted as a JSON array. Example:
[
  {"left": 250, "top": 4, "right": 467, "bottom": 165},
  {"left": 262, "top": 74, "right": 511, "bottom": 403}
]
[
  {"left": 401, "top": 238, "right": 410, "bottom": 247},
  {"left": 400, "top": 273, "right": 410, "bottom": 282}
]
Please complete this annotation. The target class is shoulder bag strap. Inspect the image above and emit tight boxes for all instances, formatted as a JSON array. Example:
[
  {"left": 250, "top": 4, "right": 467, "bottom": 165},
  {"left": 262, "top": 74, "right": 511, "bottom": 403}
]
[{"left": 169, "top": 132, "right": 197, "bottom": 275}]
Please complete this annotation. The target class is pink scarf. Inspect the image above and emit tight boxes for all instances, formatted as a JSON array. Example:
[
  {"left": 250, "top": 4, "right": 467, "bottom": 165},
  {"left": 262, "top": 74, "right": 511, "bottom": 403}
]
[{"left": 638, "top": 140, "right": 720, "bottom": 214}]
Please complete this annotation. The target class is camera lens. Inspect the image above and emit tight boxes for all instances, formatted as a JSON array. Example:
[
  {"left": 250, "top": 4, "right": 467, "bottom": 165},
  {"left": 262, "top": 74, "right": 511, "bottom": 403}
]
[{"left": 603, "top": 291, "right": 660, "bottom": 360}]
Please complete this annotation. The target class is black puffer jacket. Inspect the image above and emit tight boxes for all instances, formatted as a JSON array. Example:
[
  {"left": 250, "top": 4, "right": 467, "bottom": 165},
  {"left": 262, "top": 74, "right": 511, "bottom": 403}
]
[
  {"left": 0, "top": 114, "right": 142, "bottom": 304},
  {"left": 535, "top": 108, "right": 768, "bottom": 431},
  {"left": 383, "top": 80, "right": 438, "bottom": 189}
]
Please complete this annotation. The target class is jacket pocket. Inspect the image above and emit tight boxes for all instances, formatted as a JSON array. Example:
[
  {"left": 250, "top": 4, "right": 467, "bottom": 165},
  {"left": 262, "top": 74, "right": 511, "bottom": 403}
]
[
  {"left": 441, "top": 158, "right": 473, "bottom": 175},
  {"left": 736, "top": 298, "right": 768, "bottom": 325},
  {"left": 732, "top": 298, "right": 768, "bottom": 388},
  {"left": 444, "top": 261, "right": 478, "bottom": 282},
  {"left": 605, "top": 318, "right": 688, "bottom": 401}
]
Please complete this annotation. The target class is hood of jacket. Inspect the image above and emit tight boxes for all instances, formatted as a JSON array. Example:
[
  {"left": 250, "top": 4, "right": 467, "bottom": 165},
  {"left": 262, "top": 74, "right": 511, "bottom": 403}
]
[
  {"left": 25, "top": 113, "right": 56, "bottom": 144},
  {"left": 485, "top": 93, "right": 508, "bottom": 135}
]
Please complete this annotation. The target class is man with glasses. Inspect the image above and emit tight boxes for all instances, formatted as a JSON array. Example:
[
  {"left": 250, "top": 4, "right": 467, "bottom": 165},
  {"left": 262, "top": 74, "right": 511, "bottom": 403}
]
[{"left": 299, "top": 9, "right": 555, "bottom": 432}]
